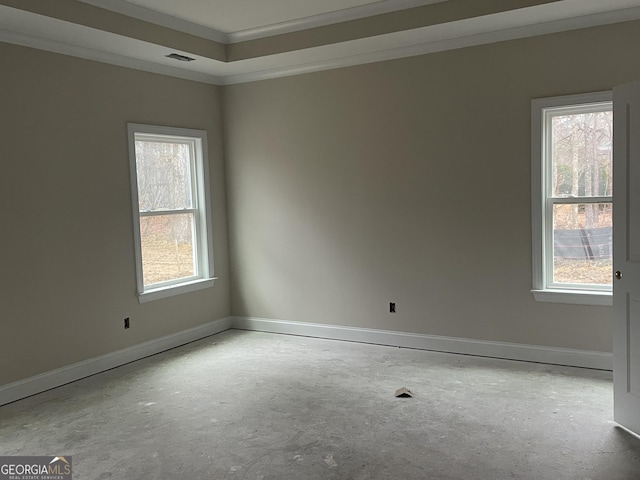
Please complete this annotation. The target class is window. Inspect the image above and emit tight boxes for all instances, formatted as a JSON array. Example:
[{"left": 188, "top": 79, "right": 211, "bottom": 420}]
[
  {"left": 531, "top": 92, "right": 613, "bottom": 305},
  {"left": 128, "top": 124, "right": 215, "bottom": 303}
]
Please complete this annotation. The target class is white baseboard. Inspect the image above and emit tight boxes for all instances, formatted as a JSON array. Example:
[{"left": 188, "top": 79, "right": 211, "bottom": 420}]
[
  {"left": 0, "top": 315, "right": 612, "bottom": 406},
  {"left": 0, "top": 316, "right": 233, "bottom": 407},
  {"left": 232, "top": 316, "right": 613, "bottom": 371}
]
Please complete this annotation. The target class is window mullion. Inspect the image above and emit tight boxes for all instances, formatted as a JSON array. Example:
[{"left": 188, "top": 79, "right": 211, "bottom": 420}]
[
  {"left": 128, "top": 123, "right": 214, "bottom": 303},
  {"left": 550, "top": 197, "right": 612, "bottom": 205},
  {"left": 139, "top": 208, "right": 197, "bottom": 217},
  {"left": 532, "top": 92, "right": 613, "bottom": 301}
]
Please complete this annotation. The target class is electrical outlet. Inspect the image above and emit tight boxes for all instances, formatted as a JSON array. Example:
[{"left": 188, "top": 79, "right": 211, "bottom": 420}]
[
  {"left": 124, "top": 317, "right": 130, "bottom": 329},
  {"left": 390, "top": 302, "right": 396, "bottom": 313}
]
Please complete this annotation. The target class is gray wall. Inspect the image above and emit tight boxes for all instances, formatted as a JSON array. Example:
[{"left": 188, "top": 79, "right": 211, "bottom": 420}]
[
  {"left": 2, "top": 18, "right": 640, "bottom": 387},
  {"left": 224, "top": 20, "right": 640, "bottom": 353},
  {"left": 0, "top": 43, "right": 230, "bottom": 386}
]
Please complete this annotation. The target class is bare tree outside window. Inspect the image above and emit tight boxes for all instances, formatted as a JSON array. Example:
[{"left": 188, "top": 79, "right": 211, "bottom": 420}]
[
  {"left": 134, "top": 139, "right": 196, "bottom": 286},
  {"left": 550, "top": 108, "right": 613, "bottom": 286},
  {"left": 128, "top": 124, "right": 214, "bottom": 302}
]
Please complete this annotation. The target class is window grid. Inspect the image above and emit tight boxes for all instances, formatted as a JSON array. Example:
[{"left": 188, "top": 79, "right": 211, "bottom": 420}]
[
  {"left": 531, "top": 92, "right": 613, "bottom": 305},
  {"left": 128, "top": 124, "right": 215, "bottom": 303}
]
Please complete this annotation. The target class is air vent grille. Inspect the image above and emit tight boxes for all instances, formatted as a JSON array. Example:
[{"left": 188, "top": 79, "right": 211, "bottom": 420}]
[{"left": 166, "top": 53, "right": 195, "bottom": 62}]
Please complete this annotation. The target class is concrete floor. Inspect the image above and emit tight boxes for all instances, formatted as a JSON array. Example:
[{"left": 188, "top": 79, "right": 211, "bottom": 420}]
[{"left": 1, "top": 330, "right": 639, "bottom": 479}]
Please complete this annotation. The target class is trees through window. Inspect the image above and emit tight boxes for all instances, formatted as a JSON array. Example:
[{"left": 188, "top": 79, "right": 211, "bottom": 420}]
[
  {"left": 128, "top": 124, "right": 215, "bottom": 302},
  {"left": 531, "top": 92, "right": 613, "bottom": 304}
]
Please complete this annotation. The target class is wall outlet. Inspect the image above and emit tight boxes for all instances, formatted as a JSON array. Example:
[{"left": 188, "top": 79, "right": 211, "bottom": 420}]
[
  {"left": 124, "top": 317, "right": 130, "bottom": 329},
  {"left": 390, "top": 302, "right": 396, "bottom": 313}
]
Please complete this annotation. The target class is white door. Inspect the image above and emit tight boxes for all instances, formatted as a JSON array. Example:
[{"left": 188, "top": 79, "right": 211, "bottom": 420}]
[{"left": 613, "top": 80, "right": 640, "bottom": 436}]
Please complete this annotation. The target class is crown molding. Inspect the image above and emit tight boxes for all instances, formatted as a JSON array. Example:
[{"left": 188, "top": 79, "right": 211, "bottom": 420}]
[
  {"left": 222, "top": 5, "right": 640, "bottom": 85},
  {"left": 0, "top": 28, "right": 223, "bottom": 85},
  {"left": 78, "top": 0, "right": 447, "bottom": 45},
  {"left": 227, "top": 0, "right": 447, "bottom": 44},
  {"left": 78, "top": 0, "right": 229, "bottom": 43},
  {"left": 3, "top": 1, "right": 640, "bottom": 86}
]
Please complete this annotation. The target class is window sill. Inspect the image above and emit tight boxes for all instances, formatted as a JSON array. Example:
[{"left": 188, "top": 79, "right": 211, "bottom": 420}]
[
  {"left": 531, "top": 289, "right": 612, "bottom": 306},
  {"left": 139, "top": 277, "right": 217, "bottom": 304}
]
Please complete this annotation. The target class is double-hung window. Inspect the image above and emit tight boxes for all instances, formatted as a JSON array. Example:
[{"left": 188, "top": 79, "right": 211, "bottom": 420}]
[
  {"left": 128, "top": 124, "right": 215, "bottom": 303},
  {"left": 531, "top": 92, "right": 613, "bottom": 305}
]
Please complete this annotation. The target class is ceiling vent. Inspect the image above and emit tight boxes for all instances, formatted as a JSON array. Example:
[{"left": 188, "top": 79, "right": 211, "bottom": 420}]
[{"left": 166, "top": 53, "right": 195, "bottom": 62}]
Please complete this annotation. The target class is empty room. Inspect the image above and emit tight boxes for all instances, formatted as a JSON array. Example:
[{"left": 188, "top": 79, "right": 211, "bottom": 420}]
[{"left": 2, "top": 0, "right": 640, "bottom": 478}]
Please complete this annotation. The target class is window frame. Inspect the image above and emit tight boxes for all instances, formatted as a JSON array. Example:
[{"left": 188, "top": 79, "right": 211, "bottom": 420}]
[
  {"left": 127, "top": 123, "right": 215, "bottom": 303},
  {"left": 531, "top": 92, "right": 613, "bottom": 306}
]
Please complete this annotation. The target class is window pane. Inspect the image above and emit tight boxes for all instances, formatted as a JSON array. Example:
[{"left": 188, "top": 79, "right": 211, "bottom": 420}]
[
  {"left": 551, "top": 110, "right": 612, "bottom": 197},
  {"left": 134, "top": 140, "right": 193, "bottom": 211},
  {"left": 552, "top": 203, "right": 612, "bottom": 286},
  {"left": 140, "top": 213, "right": 195, "bottom": 286}
]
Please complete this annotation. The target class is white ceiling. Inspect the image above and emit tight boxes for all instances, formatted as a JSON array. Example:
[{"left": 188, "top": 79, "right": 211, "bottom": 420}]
[
  {"left": 3, "top": 0, "right": 640, "bottom": 85},
  {"left": 78, "top": 0, "right": 447, "bottom": 42},
  {"left": 122, "top": 0, "right": 385, "bottom": 33}
]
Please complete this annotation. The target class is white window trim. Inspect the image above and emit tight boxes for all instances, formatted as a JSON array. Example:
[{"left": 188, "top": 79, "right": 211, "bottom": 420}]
[
  {"left": 531, "top": 91, "right": 613, "bottom": 306},
  {"left": 127, "top": 124, "right": 216, "bottom": 303}
]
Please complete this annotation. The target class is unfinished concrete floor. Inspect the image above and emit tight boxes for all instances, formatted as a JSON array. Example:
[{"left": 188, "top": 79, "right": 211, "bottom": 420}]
[{"left": 1, "top": 330, "right": 639, "bottom": 479}]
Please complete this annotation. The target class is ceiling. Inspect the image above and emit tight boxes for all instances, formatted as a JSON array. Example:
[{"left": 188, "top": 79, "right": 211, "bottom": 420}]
[
  {"left": 77, "top": 0, "right": 447, "bottom": 42},
  {"left": 119, "top": 0, "right": 390, "bottom": 34},
  {"left": 1, "top": 0, "right": 640, "bottom": 85}
]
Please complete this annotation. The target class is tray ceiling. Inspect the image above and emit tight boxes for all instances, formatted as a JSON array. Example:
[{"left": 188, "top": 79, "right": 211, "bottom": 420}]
[{"left": 1, "top": 0, "right": 640, "bottom": 85}]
